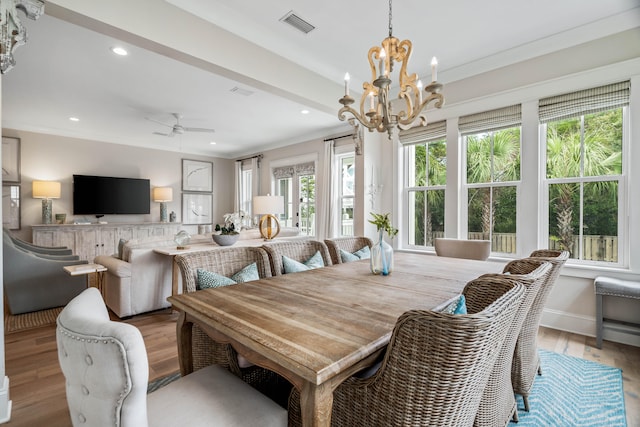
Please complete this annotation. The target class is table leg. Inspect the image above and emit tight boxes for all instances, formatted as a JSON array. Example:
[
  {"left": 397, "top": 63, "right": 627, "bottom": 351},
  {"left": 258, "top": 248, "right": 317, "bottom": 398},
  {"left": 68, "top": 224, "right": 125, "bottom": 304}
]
[
  {"left": 96, "top": 270, "right": 105, "bottom": 297},
  {"left": 171, "top": 256, "right": 179, "bottom": 296},
  {"left": 300, "top": 381, "right": 333, "bottom": 427},
  {"left": 176, "top": 311, "right": 194, "bottom": 376}
]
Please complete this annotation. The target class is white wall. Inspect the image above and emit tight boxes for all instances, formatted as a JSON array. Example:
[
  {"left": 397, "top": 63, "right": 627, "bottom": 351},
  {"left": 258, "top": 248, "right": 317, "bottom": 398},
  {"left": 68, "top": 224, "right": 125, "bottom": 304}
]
[{"left": 3, "top": 129, "right": 234, "bottom": 241}]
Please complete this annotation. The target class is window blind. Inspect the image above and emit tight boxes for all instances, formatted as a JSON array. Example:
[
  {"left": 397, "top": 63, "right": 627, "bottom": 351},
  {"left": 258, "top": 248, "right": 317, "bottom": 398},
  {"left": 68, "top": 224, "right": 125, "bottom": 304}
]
[
  {"left": 539, "top": 81, "right": 630, "bottom": 123},
  {"left": 273, "top": 162, "right": 315, "bottom": 179},
  {"left": 399, "top": 120, "right": 447, "bottom": 145},
  {"left": 459, "top": 104, "right": 522, "bottom": 136}
]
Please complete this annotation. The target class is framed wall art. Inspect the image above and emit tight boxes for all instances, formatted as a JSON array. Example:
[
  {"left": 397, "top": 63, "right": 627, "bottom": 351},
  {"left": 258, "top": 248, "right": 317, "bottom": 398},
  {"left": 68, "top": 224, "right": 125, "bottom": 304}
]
[
  {"left": 182, "top": 192, "right": 212, "bottom": 225},
  {"left": 182, "top": 159, "right": 212, "bottom": 192},
  {"left": 2, "top": 184, "right": 21, "bottom": 230},
  {"left": 2, "top": 137, "right": 20, "bottom": 183}
]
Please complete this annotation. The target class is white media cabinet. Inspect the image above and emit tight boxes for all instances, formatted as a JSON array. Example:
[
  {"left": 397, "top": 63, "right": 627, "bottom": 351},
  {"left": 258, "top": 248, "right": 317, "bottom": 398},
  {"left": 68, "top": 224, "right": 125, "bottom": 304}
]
[{"left": 32, "top": 222, "right": 181, "bottom": 261}]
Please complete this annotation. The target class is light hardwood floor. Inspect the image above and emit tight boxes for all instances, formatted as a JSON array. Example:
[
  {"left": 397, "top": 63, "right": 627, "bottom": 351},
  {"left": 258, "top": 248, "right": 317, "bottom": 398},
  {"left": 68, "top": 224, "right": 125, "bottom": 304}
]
[{"left": 3, "top": 309, "right": 638, "bottom": 426}]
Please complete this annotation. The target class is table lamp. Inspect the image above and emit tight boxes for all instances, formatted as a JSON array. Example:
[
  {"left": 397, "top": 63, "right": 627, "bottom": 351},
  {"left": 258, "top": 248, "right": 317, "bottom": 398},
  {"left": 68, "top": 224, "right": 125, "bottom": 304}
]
[
  {"left": 253, "top": 195, "right": 284, "bottom": 240},
  {"left": 152, "top": 187, "right": 173, "bottom": 222},
  {"left": 32, "top": 180, "right": 61, "bottom": 224}
]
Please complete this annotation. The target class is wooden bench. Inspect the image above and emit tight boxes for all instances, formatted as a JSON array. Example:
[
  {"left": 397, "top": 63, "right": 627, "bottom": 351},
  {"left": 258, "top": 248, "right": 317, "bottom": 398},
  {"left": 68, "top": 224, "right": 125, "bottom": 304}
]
[{"left": 594, "top": 276, "right": 640, "bottom": 348}]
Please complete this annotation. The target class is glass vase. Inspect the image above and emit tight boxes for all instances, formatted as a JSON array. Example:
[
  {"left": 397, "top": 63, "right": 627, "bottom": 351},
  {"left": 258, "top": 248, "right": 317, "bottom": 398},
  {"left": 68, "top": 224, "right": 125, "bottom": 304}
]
[{"left": 370, "top": 229, "right": 394, "bottom": 275}]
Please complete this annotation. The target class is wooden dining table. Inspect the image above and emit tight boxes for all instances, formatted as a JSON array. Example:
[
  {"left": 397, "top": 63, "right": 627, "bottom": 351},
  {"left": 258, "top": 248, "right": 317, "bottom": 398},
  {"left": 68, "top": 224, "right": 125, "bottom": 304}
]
[{"left": 167, "top": 252, "right": 505, "bottom": 427}]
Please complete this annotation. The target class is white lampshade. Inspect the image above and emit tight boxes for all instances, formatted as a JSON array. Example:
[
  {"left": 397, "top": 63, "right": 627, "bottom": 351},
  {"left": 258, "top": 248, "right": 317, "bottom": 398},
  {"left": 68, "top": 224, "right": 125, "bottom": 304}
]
[
  {"left": 32, "top": 181, "right": 61, "bottom": 199},
  {"left": 253, "top": 195, "right": 284, "bottom": 215},
  {"left": 152, "top": 187, "right": 173, "bottom": 202}
]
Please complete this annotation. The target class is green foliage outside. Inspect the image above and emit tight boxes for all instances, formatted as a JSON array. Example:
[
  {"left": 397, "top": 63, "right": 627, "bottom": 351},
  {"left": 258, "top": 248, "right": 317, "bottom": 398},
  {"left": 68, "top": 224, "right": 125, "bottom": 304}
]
[{"left": 408, "top": 108, "right": 622, "bottom": 261}]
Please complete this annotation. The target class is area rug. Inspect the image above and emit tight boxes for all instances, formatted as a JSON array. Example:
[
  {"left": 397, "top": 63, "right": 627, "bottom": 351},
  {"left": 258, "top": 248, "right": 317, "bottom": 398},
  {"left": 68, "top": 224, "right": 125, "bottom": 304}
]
[
  {"left": 510, "top": 349, "right": 626, "bottom": 426},
  {"left": 4, "top": 306, "right": 63, "bottom": 333}
]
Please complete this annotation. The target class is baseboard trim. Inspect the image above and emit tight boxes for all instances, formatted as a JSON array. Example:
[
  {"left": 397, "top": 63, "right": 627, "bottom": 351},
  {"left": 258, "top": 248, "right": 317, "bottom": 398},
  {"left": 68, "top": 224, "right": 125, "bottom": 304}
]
[
  {"left": 0, "top": 376, "right": 12, "bottom": 423},
  {"left": 541, "top": 308, "right": 640, "bottom": 347}
]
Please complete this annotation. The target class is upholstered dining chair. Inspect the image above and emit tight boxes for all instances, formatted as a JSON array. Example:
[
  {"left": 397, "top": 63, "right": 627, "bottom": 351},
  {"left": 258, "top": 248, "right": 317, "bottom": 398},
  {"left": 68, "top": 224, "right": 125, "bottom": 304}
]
[
  {"left": 512, "top": 249, "right": 569, "bottom": 412},
  {"left": 474, "top": 259, "right": 552, "bottom": 426},
  {"left": 288, "top": 276, "right": 526, "bottom": 427},
  {"left": 324, "top": 236, "right": 373, "bottom": 264},
  {"left": 434, "top": 237, "right": 491, "bottom": 261},
  {"left": 174, "top": 246, "right": 289, "bottom": 402},
  {"left": 262, "top": 240, "right": 332, "bottom": 276},
  {"left": 56, "top": 288, "right": 287, "bottom": 427}
]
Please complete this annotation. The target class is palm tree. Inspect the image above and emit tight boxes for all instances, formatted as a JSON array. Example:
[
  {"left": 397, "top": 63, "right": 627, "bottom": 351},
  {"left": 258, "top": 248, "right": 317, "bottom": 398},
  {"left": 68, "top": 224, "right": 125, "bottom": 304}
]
[
  {"left": 466, "top": 128, "right": 520, "bottom": 239},
  {"left": 411, "top": 141, "right": 446, "bottom": 245},
  {"left": 546, "top": 109, "right": 622, "bottom": 256}
]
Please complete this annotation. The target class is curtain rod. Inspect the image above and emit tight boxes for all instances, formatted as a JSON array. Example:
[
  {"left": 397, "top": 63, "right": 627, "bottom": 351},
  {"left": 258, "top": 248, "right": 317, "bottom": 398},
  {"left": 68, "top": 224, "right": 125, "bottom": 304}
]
[
  {"left": 324, "top": 133, "right": 354, "bottom": 142},
  {"left": 235, "top": 154, "right": 264, "bottom": 162}
]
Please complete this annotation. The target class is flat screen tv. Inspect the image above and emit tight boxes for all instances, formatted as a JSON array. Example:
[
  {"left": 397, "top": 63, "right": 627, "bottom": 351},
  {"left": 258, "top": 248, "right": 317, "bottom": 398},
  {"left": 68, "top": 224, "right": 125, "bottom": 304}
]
[{"left": 73, "top": 175, "right": 150, "bottom": 215}]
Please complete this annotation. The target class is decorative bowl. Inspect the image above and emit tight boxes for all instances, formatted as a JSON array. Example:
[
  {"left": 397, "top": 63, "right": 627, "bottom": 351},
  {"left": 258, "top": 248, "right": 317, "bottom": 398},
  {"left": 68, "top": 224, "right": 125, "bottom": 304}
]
[{"left": 212, "top": 233, "right": 240, "bottom": 246}]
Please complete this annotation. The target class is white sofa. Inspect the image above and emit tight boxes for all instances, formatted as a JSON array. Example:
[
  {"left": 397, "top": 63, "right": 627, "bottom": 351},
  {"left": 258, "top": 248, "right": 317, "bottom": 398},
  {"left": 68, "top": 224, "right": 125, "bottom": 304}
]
[{"left": 95, "top": 228, "right": 301, "bottom": 318}]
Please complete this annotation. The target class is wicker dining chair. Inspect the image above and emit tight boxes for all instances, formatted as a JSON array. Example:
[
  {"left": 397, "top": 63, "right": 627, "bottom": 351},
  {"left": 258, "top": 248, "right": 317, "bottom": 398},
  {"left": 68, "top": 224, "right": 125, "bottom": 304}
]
[
  {"left": 262, "top": 240, "right": 332, "bottom": 276},
  {"left": 324, "top": 236, "right": 373, "bottom": 264},
  {"left": 175, "top": 247, "right": 290, "bottom": 401},
  {"left": 288, "top": 276, "right": 526, "bottom": 427},
  {"left": 474, "top": 259, "right": 552, "bottom": 426},
  {"left": 512, "top": 249, "right": 569, "bottom": 411}
]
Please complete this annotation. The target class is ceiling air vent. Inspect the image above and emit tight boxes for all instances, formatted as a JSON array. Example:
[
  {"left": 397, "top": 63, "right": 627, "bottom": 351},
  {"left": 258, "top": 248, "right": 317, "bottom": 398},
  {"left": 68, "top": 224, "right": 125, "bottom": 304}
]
[
  {"left": 229, "top": 86, "right": 255, "bottom": 96},
  {"left": 280, "top": 11, "right": 315, "bottom": 34}
]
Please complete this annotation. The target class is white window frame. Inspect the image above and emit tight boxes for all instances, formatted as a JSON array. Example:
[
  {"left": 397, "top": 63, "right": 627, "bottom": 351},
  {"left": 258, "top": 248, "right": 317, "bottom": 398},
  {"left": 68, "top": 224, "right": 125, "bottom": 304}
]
[
  {"left": 335, "top": 150, "right": 355, "bottom": 237},
  {"left": 540, "top": 107, "right": 628, "bottom": 268}
]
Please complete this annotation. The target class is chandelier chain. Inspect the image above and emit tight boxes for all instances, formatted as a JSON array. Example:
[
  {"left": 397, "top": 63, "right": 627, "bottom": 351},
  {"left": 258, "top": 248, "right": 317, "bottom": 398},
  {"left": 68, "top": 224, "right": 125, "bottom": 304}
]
[{"left": 388, "top": 0, "right": 393, "bottom": 37}]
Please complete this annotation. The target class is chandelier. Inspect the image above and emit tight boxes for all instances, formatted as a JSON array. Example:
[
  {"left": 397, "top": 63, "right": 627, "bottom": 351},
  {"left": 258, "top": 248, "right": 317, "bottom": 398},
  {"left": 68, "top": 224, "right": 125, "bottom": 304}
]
[{"left": 338, "top": 0, "right": 445, "bottom": 139}]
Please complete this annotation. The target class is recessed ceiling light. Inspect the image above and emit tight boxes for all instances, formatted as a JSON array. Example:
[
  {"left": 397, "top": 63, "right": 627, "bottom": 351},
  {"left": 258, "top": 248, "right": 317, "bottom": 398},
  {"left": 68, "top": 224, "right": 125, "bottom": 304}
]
[
  {"left": 69, "top": 117, "right": 79, "bottom": 122},
  {"left": 209, "top": 141, "right": 217, "bottom": 145},
  {"left": 301, "top": 109, "right": 310, "bottom": 115},
  {"left": 111, "top": 46, "right": 128, "bottom": 56}
]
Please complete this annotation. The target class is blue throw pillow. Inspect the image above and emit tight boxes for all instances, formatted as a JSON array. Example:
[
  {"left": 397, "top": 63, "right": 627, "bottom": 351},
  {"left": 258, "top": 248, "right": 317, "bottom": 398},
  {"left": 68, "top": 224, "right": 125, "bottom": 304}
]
[
  {"left": 439, "top": 294, "right": 467, "bottom": 315},
  {"left": 353, "top": 245, "right": 371, "bottom": 259},
  {"left": 197, "top": 268, "right": 236, "bottom": 289},
  {"left": 282, "top": 251, "right": 324, "bottom": 273},
  {"left": 339, "top": 249, "right": 360, "bottom": 263},
  {"left": 197, "top": 263, "right": 261, "bottom": 290},
  {"left": 340, "top": 246, "right": 371, "bottom": 263},
  {"left": 230, "top": 262, "right": 259, "bottom": 283}
]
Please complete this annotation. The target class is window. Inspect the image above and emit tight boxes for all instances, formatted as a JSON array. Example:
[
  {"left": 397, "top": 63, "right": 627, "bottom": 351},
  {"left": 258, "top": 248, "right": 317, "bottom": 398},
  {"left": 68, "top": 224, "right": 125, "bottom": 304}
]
[
  {"left": 460, "top": 105, "right": 521, "bottom": 254},
  {"left": 336, "top": 153, "right": 355, "bottom": 237},
  {"left": 274, "top": 162, "right": 316, "bottom": 236},
  {"left": 401, "top": 121, "right": 446, "bottom": 247},
  {"left": 240, "top": 169, "right": 252, "bottom": 217},
  {"left": 236, "top": 157, "right": 260, "bottom": 227},
  {"left": 540, "top": 81, "right": 629, "bottom": 264}
]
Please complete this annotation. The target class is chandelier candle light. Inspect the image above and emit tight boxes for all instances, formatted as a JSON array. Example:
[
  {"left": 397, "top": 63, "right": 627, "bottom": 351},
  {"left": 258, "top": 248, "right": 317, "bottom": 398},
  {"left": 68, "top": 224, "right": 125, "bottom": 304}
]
[{"left": 339, "top": 0, "right": 445, "bottom": 139}]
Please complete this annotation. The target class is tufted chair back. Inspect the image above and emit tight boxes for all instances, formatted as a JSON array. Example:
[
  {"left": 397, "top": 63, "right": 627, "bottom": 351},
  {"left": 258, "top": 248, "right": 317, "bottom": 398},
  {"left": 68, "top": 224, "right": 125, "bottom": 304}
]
[{"left": 56, "top": 287, "right": 149, "bottom": 427}]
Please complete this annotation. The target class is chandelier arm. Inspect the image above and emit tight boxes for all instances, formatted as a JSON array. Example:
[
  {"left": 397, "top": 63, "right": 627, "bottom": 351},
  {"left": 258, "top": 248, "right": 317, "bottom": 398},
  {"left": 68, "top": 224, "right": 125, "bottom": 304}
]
[
  {"left": 338, "top": 106, "right": 380, "bottom": 131},
  {"left": 397, "top": 93, "right": 445, "bottom": 126}
]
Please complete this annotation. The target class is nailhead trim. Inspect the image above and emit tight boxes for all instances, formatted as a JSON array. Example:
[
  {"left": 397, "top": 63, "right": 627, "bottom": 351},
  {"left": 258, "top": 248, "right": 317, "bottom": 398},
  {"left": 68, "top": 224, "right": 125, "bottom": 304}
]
[{"left": 57, "top": 326, "right": 133, "bottom": 426}]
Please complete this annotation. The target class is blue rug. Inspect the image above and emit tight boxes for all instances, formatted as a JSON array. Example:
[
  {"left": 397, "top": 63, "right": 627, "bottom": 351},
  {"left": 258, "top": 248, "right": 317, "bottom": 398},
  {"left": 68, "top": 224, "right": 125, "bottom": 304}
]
[{"left": 510, "top": 350, "right": 626, "bottom": 426}]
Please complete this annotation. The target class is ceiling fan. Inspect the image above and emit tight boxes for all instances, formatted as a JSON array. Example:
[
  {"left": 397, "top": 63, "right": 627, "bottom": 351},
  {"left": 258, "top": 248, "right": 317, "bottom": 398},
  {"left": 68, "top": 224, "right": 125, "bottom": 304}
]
[{"left": 146, "top": 113, "right": 215, "bottom": 137}]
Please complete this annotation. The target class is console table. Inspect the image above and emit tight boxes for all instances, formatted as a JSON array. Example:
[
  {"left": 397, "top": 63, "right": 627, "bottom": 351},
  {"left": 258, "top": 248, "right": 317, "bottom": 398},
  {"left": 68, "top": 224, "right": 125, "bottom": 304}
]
[{"left": 33, "top": 222, "right": 181, "bottom": 261}]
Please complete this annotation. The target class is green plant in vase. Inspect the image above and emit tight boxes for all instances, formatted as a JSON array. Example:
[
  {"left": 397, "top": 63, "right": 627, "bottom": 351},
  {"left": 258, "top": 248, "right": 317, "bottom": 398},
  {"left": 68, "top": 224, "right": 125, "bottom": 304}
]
[{"left": 369, "top": 212, "right": 398, "bottom": 276}]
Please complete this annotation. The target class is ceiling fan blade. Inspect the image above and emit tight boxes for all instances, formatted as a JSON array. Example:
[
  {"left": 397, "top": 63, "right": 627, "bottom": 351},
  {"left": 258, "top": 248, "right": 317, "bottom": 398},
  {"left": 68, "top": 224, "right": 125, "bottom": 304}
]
[
  {"left": 184, "top": 127, "right": 215, "bottom": 133},
  {"left": 152, "top": 131, "right": 173, "bottom": 137},
  {"left": 145, "top": 117, "right": 173, "bottom": 128}
]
